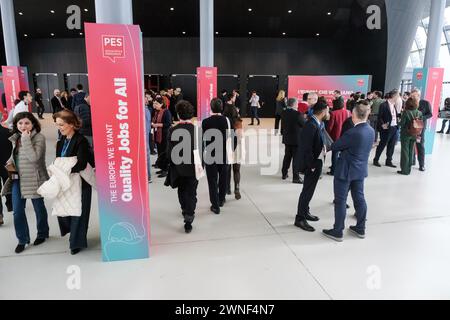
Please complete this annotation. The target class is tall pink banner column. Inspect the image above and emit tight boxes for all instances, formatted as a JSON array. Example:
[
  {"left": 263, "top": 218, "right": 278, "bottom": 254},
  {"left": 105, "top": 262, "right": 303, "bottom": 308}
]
[
  {"left": 1, "top": 66, "right": 30, "bottom": 113},
  {"left": 85, "top": 22, "right": 150, "bottom": 262},
  {"left": 197, "top": 67, "right": 217, "bottom": 121}
]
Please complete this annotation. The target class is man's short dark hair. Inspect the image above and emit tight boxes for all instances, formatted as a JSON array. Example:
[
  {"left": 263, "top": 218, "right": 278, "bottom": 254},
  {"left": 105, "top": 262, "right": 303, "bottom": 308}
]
[
  {"left": 302, "top": 93, "right": 309, "bottom": 101},
  {"left": 210, "top": 98, "right": 223, "bottom": 113},
  {"left": 387, "top": 89, "right": 399, "bottom": 99},
  {"left": 76, "top": 84, "right": 83, "bottom": 90},
  {"left": 175, "top": 100, "right": 194, "bottom": 120},
  {"left": 332, "top": 98, "right": 345, "bottom": 110},
  {"left": 354, "top": 100, "right": 371, "bottom": 120},
  {"left": 226, "top": 93, "right": 235, "bottom": 102},
  {"left": 373, "top": 91, "right": 382, "bottom": 98},
  {"left": 18, "top": 91, "right": 29, "bottom": 101},
  {"left": 313, "top": 101, "right": 328, "bottom": 115},
  {"left": 70, "top": 88, "right": 77, "bottom": 93}
]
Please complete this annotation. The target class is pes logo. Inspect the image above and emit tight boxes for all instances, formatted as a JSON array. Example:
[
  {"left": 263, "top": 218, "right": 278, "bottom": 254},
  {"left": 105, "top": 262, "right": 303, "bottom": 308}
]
[
  {"left": 102, "top": 35, "right": 125, "bottom": 63},
  {"left": 416, "top": 72, "right": 423, "bottom": 81},
  {"left": 357, "top": 79, "right": 365, "bottom": 87}
]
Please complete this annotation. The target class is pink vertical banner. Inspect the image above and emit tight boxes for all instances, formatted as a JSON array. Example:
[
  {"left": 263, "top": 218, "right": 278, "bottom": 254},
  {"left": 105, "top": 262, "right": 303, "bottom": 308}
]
[
  {"left": 413, "top": 67, "right": 445, "bottom": 154},
  {"left": 85, "top": 22, "right": 150, "bottom": 262},
  {"left": 197, "top": 67, "right": 217, "bottom": 121},
  {"left": 2, "top": 66, "right": 20, "bottom": 111}
]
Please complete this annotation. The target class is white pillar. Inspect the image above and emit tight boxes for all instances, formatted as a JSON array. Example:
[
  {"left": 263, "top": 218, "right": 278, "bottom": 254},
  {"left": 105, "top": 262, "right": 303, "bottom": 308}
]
[
  {"left": 95, "top": 0, "right": 133, "bottom": 24},
  {"left": 423, "top": 0, "right": 446, "bottom": 68},
  {"left": 0, "top": 0, "right": 20, "bottom": 66},
  {"left": 200, "top": 0, "right": 214, "bottom": 67}
]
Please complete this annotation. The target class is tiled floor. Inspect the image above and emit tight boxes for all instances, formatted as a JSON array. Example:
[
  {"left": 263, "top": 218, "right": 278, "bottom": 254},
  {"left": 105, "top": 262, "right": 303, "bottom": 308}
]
[{"left": 0, "top": 116, "right": 449, "bottom": 299}]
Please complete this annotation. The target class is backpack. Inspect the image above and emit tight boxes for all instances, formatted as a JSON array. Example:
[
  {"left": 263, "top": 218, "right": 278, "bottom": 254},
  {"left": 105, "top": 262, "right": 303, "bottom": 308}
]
[{"left": 406, "top": 111, "right": 424, "bottom": 137}]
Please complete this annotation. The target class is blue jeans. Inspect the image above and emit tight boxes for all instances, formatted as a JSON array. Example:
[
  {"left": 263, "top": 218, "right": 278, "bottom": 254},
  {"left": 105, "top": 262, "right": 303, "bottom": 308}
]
[
  {"left": 12, "top": 180, "right": 49, "bottom": 245},
  {"left": 250, "top": 107, "right": 260, "bottom": 124}
]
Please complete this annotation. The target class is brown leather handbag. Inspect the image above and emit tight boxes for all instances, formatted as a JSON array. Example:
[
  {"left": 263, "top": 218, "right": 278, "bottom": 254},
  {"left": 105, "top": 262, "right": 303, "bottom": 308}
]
[{"left": 5, "top": 162, "right": 18, "bottom": 178}]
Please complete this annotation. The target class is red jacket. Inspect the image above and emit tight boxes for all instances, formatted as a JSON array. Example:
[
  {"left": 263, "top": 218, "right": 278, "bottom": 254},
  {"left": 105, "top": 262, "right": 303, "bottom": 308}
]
[
  {"left": 297, "top": 101, "right": 309, "bottom": 114},
  {"left": 327, "top": 108, "right": 350, "bottom": 141}
]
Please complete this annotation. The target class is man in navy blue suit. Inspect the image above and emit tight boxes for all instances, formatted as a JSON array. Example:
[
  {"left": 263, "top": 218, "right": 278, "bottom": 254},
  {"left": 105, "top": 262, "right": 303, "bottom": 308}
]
[{"left": 323, "top": 100, "right": 375, "bottom": 242}]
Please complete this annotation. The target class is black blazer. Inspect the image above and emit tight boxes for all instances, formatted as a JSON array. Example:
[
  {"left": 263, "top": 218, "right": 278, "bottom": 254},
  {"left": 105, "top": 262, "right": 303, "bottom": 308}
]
[
  {"left": 0, "top": 126, "right": 12, "bottom": 178},
  {"left": 281, "top": 108, "right": 306, "bottom": 146},
  {"left": 377, "top": 101, "right": 398, "bottom": 131},
  {"left": 51, "top": 96, "right": 64, "bottom": 114},
  {"left": 418, "top": 99, "right": 432, "bottom": 129},
  {"left": 202, "top": 115, "right": 229, "bottom": 164},
  {"left": 167, "top": 123, "right": 196, "bottom": 177},
  {"left": 297, "top": 118, "right": 324, "bottom": 172},
  {"left": 56, "top": 132, "right": 94, "bottom": 174}
]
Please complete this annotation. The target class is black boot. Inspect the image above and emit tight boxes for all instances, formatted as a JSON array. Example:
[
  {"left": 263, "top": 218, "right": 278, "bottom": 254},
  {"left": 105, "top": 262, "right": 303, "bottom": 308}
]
[{"left": 235, "top": 184, "right": 241, "bottom": 200}]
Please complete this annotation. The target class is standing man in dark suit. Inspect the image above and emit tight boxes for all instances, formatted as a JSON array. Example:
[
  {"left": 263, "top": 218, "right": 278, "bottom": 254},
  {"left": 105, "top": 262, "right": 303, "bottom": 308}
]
[
  {"left": 295, "top": 101, "right": 330, "bottom": 232},
  {"left": 202, "top": 98, "right": 229, "bottom": 215},
  {"left": 50, "top": 89, "right": 65, "bottom": 114},
  {"left": 373, "top": 90, "right": 400, "bottom": 168},
  {"left": 71, "top": 84, "right": 87, "bottom": 110},
  {"left": 411, "top": 89, "right": 432, "bottom": 172},
  {"left": 322, "top": 100, "right": 375, "bottom": 242},
  {"left": 34, "top": 88, "right": 45, "bottom": 119},
  {"left": 281, "top": 97, "right": 306, "bottom": 184}
]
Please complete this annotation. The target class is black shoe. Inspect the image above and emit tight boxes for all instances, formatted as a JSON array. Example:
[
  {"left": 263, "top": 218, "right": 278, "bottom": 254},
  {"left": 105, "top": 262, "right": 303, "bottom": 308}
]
[
  {"left": 385, "top": 162, "right": 397, "bottom": 168},
  {"left": 305, "top": 212, "right": 319, "bottom": 222},
  {"left": 71, "top": 248, "right": 81, "bottom": 255},
  {"left": 397, "top": 170, "right": 407, "bottom": 175},
  {"left": 210, "top": 206, "right": 220, "bottom": 214},
  {"left": 322, "top": 229, "right": 344, "bottom": 242},
  {"left": 235, "top": 190, "right": 241, "bottom": 200},
  {"left": 292, "top": 178, "right": 303, "bottom": 184},
  {"left": 184, "top": 223, "right": 193, "bottom": 234},
  {"left": 15, "top": 244, "right": 26, "bottom": 254},
  {"left": 33, "top": 238, "right": 46, "bottom": 246},
  {"left": 326, "top": 171, "right": 334, "bottom": 176},
  {"left": 158, "top": 171, "right": 168, "bottom": 178},
  {"left": 294, "top": 220, "right": 315, "bottom": 232},
  {"left": 226, "top": 189, "right": 232, "bottom": 195},
  {"left": 373, "top": 160, "right": 381, "bottom": 167},
  {"left": 282, "top": 174, "right": 288, "bottom": 180},
  {"left": 349, "top": 226, "right": 366, "bottom": 239},
  {"left": 219, "top": 199, "right": 226, "bottom": 207},
  {"left": 419, "top": 166, "right": 425, "bottom": 172},
  {"left": 437, "top": 130, "right": 444, "bottom": 134},
  {"left": 248, "top": 123, "right": 254, "bottom": 126},
  {"left": 446, "top": 131, "right": 450, "bottom": 135}
]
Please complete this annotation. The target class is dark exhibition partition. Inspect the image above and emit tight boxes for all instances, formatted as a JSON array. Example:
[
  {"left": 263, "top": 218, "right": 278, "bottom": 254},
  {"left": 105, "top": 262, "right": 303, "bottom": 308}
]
[
  {"left": 170, "top": 74, "right": 197, "bottom": 112},
  {"left": 144, "top": 74, "right": 171, "bottom": 93},
  {"left": 33, "top": 73, "right": 60, "bottom": 113},
  {"left": 218, "top": 74, "right": 240, "bottom": 108},
  {"left": 64, "top": 73, "right": 89, "bottom": 93},
  {"left": 246, "top": 75, "right": 279, "bottom": 118}
]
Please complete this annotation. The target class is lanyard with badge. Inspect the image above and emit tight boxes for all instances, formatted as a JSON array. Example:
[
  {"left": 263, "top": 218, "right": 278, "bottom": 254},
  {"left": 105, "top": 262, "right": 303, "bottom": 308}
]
[{"left": 61, "top": 139, "right": 71, "bottom": 157}]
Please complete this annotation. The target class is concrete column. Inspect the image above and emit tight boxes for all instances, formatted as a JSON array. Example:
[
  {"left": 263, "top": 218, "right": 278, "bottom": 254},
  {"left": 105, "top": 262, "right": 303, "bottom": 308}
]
[
  {"left": 0, "top": 0, "right": 20, "bottom": 66},
  {"left": 423, "top": 0, "right": 446, "bottom": 68},
  {"left": 384, "top": 0, "right": 426, "bottom": 92},
  {"left": 95, "top": 0, "right": 133, "bottom": 24},
  {"left": 200, "top": 0, "right": 214, "bottom": 67}
]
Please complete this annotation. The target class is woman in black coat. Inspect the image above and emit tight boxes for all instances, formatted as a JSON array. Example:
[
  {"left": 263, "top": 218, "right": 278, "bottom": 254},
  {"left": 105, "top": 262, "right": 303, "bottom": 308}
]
[{"left": 53, "top": 110, "right": 94, "bottom": 255}]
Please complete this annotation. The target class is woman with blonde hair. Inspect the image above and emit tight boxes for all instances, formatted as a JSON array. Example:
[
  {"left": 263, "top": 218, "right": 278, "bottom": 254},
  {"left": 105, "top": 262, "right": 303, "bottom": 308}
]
[{"left": 275, "top": 90, "right": 287, "bottom": 133}]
